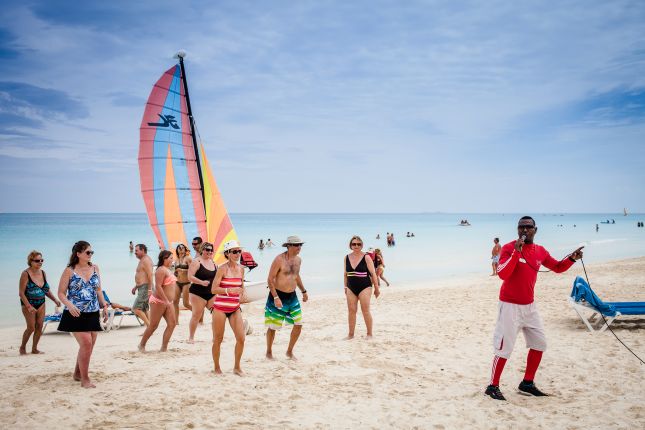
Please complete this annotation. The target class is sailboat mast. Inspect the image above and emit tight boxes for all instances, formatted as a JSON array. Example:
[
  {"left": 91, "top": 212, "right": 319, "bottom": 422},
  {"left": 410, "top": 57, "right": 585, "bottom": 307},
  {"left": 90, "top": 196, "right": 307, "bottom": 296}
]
[{"left": 177, "top": 53, "right": 206, "bottom": 211}]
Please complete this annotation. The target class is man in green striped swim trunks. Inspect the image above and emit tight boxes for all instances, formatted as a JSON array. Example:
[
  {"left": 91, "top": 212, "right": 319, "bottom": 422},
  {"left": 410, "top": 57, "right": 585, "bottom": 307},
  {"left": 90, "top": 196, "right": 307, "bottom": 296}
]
[{"left": 265, "top": 236, "right": 308, "bottom": 360}]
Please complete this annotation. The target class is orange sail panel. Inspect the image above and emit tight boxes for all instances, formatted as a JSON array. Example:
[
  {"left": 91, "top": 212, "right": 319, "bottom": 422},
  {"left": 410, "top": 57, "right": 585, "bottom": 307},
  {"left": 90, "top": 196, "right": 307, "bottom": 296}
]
[{"left": 199, "top": 142, "right": 238, "bottom": 264}]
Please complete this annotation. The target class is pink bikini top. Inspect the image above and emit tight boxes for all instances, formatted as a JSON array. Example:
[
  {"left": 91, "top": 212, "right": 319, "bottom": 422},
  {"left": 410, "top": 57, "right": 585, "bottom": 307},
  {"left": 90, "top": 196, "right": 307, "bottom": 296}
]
[{"left": 162, "top": 274, "right": 177, "bottom": 286}]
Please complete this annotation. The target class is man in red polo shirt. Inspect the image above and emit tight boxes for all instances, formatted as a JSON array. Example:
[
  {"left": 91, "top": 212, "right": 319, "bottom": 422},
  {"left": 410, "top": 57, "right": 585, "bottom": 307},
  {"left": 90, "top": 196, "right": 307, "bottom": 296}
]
[{"left": 485, "top": 216, "right": 584, "bottom": 401}]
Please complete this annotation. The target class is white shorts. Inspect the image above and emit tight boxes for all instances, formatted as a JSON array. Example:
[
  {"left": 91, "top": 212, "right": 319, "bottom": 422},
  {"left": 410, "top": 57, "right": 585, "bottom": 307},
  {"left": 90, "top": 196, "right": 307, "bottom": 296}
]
[{"left": 492, "top": 301, "right": 546, "bottom": 359}]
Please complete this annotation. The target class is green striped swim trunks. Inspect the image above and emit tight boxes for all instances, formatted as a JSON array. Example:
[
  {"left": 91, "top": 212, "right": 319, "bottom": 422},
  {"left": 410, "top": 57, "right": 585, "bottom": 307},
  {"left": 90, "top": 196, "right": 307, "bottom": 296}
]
[{"left": 265, "top": 290, "right": 303, "bottom": 330}]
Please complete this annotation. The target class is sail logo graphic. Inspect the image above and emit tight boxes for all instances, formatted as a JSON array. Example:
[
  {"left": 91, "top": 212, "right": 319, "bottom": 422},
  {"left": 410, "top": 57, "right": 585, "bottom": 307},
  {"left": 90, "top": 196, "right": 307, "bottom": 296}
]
[{"left": 148, "top": 114, "right": 179, "bottom": 129}]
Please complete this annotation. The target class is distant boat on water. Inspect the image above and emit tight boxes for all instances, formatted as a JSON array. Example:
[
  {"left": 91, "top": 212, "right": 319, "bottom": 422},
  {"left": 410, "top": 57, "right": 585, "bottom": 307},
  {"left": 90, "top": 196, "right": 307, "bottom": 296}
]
[{"left": 624, "top": 208, "right": 628, "bottom": 216}]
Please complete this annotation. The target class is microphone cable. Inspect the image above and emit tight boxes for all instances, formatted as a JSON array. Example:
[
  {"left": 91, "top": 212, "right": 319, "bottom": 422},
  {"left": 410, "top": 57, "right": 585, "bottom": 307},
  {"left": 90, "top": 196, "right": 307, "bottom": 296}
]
[
  {"left": 518, "top": 247, "right": 643, "bottom": 364},
  {"left": 579, "top": 258, "right": 644, "bottom": 365}
]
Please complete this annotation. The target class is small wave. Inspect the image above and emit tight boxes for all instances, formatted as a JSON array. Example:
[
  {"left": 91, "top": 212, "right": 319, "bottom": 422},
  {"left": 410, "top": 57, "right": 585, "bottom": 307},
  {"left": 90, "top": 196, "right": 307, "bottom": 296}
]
[{"left": 588, "top": 238, "right": 628, "bottom": 244}]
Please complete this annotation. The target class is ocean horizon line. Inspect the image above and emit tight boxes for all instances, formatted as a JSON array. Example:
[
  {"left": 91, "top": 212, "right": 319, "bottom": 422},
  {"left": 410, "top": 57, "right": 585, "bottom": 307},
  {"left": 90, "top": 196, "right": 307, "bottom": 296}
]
[{"left": 1, "top": 211, "right": 642, "bottom": 216}]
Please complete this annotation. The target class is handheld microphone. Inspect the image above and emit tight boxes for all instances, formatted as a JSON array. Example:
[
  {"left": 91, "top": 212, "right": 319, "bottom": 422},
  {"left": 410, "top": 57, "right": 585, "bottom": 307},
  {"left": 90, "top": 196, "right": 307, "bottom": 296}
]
[{"left": 521, "top": 235, "right": 526, "bottom": 241}]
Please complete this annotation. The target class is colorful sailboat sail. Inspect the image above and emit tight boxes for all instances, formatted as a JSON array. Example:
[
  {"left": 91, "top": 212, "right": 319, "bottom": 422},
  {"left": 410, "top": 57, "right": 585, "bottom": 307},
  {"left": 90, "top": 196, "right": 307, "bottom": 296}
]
[{"left": 138, "top": 53, "right": 237, "bottom": 263}]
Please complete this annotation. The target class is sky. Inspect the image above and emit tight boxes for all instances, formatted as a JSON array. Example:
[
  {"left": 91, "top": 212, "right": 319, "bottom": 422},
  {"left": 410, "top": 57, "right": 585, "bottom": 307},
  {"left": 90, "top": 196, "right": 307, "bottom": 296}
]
[{"left": 0, "top": 0, "right": 644, "bottom": 213}]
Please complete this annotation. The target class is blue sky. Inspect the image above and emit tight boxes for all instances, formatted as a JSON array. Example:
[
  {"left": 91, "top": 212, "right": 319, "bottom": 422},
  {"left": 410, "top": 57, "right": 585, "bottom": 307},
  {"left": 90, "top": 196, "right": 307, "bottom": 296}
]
[{"left": 1, "top": 0, "right": 644, "bottom": 213}]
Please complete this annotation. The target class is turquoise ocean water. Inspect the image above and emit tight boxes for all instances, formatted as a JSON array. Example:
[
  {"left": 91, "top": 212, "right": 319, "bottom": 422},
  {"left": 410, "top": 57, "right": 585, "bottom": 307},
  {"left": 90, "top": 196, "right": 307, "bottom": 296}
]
[{"left": 1, "top": 213, "right": 644, "bottom": 326}]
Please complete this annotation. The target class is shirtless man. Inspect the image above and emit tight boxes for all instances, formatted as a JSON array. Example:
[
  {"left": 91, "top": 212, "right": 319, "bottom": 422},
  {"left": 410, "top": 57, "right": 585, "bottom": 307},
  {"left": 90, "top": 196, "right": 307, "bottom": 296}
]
[
  {"left": 131, "top": 244, "right": 153, "bottom": 327},
  {"left": 491, "top": 237, "right": 501, "bottom": 276},
  {"left": 265, "top": 235, "right": 308, "bottom": 360}
]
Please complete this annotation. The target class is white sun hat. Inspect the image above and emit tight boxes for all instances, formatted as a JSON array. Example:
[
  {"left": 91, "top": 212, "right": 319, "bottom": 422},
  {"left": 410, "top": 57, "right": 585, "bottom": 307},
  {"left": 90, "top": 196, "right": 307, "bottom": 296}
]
[{"left": 223, "top": 240, "right": 242, "bottom": 252}]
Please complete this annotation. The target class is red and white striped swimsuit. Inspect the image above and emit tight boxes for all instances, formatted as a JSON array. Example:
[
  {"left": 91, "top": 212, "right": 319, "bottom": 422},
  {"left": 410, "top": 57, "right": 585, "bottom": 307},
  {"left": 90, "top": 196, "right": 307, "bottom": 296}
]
[{"left": 211, "top": 277, "right": 243, "bottom": 314}]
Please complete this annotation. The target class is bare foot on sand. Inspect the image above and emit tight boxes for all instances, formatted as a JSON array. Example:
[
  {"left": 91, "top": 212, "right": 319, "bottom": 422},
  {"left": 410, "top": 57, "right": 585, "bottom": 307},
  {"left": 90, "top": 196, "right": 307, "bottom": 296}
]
[
  {"left": 19, "top": 347, "right": 27, "bottom": 355},
  {"left": 233, "top": 368, "right": 244, "bottom": 376},
  {"left": 160, "top": 346, "right": 168, "bottom": 352},
  {"left": 137, "top": 344, "right": 146, "bottom": 353},
  {"left": 344, "top": 335, "right": 354, "bottom": 340},
  {"left": 81, "top": 380, "right": 96, "bottom": 388},
  {"left": 286, "top": 351, "right": 298, "bottom": 361},
  {"left": 31, "top": 349, "right": 44, "bottom": 354},
  {"left": 213, "top": 368, "right": 223, "bottom": 375},
  {"left": 187, "top": 338, "right": 195, "bottom": 344},
  {"left": 366, "top": 334, "right": 373, "bottom": 340},
  {"left": 73, "top": 373, "right": 81, "bottom": 382},
  {"left": 266, "top": 351, "right": 274, "bottom": 360}
]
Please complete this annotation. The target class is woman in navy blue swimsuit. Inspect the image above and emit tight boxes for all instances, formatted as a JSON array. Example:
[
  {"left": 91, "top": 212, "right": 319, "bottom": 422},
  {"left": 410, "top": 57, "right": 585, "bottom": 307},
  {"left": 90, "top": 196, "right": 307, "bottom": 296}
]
[{"left": 18, "top": 250, "right": 61, "bottom": 355}]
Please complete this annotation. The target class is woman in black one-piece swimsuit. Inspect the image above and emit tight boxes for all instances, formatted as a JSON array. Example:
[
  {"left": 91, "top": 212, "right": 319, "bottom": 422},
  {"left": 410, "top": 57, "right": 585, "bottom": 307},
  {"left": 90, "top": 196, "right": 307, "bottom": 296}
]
[
  {"left": 187, "top": 242, "right": 217, "bottom": 343},
  {"left": 344, "top": 235, "right": 380, "bottom": 339}
]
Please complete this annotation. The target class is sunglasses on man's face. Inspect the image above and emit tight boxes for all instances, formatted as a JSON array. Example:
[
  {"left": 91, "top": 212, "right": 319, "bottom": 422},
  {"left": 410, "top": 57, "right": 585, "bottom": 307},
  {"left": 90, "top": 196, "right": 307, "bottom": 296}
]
[
  {"left": 229, "top": 250, "right": 242, "bottom": 254},
  {"left": 288, "top": 244, "right": 302, "bottom": 248},
  {"left": 192, "top": 242, "right": 199, "bottom": 246},
  {"left": 32, "top": 259, "right": 44, "bottom": 263},
  {"left": 351, "top": 243, "right": 362, "bottom": 247},
  {"left": 517, "top": 225, "right": 535, "bottom": 230}
]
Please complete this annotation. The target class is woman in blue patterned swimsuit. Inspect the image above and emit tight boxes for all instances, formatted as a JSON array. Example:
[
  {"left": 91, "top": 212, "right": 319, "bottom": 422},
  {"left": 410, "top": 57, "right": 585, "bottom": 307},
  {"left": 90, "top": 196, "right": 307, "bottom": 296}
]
[
  {"left": 18, "top": 250, "right": 61, "bottom": 355},
  {"left": 57, "top": 241, "right": 108, "bottom": 388}
]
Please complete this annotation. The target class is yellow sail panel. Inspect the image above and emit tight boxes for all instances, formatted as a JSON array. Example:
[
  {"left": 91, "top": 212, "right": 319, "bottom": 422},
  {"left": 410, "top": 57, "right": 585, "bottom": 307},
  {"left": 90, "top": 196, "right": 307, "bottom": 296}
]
[
  {"left": 199, "top": 143, "right": 238, "bottom": 264},
  {"left": 163, "top": 146, "right": 187, "bottom": 250}
]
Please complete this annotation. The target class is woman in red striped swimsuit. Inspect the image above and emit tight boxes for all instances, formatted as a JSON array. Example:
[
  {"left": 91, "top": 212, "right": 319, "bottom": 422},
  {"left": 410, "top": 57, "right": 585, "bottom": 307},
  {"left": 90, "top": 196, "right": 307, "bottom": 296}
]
[{"left": 210, "top": 240, "right": 246, "bottom": 375}]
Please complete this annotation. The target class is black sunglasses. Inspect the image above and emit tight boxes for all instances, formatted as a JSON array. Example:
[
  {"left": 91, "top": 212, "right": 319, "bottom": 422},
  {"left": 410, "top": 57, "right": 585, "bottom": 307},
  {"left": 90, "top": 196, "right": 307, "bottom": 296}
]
[
  {"left": 229, "top": 250, "right": 242, "bottom": 254},
  {"left": 192, "top": 242, "right": 200, "bottom": 246},
  {"left": 203, "top": 248, "right": 214, "bottom": 252},
  {"left": 85, "top": 251, "right": 94, "bottom": 255},
  {"left": 32, "top": 259, "right": 44, "bottom": 263},
  {"left": 351, "top": 242, "right": 362, "bottom": 247},
  {"left": 288, "top": 244, "right": 303, "bottom": 247},
  {"left": 517, "top": 225, "right": 536, "bottom": 230}
]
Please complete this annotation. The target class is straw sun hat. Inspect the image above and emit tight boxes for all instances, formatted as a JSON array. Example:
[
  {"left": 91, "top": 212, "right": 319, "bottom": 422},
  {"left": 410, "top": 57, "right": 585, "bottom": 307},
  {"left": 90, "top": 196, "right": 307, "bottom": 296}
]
[{"left": 282, "top": 235, "right": 305, "bottom": 247}]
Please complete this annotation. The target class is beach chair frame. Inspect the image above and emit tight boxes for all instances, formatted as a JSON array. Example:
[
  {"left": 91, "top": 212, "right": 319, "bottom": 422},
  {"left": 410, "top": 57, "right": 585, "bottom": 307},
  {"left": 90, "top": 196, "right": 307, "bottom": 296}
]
[
  {"left": 568, "top": 297, "right": 619, "bottom": 333},
  {"left": 101, "top": 308, "right": 143, "bottom": 331}
]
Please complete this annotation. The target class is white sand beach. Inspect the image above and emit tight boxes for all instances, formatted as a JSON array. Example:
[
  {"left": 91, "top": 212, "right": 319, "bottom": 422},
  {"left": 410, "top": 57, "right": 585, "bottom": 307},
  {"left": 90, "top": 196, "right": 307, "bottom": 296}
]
[{"left": 1, "top": 257, "right": 643, "bottom": 429}]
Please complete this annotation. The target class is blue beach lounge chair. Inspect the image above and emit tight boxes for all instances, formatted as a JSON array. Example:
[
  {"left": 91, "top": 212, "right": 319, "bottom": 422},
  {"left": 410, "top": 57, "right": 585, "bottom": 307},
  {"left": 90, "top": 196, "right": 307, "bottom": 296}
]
[
  {"left": 569, "top": 276, "right": 645, "bottom": 333},
  {"left": 42, "top": 310, "right": 62, "bottom": 333},
  {"left": 102, "top": 292, "right": 143, "bottom": 331}
]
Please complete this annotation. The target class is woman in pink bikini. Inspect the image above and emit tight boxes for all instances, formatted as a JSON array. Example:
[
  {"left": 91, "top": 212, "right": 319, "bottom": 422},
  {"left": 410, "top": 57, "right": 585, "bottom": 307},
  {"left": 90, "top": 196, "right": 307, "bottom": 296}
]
[
  {"left": 138, "top": 250, "right": 177, "bottom": 352},
  {"left": 210, "top": 240, "right": 246, "bottom": 375}
]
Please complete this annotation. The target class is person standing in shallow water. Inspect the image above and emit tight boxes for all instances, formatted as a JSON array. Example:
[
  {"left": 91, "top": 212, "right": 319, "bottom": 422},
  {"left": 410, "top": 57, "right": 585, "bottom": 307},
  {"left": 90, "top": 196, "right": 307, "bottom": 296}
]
[
  {"left": 344, "top": 236, "right": 380, "bottom": 339},
  {"left": 485, "top": 216, "right": 584, "bottom": 401},
  {"left": 57, "top": 241, "right": 109, "bottom": 388},
  {"left": 18, "top": 250, "right": 61, "bottom": 355},
  {"left": 265, "top": 236, "right": 308, "bottom": 360}
]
